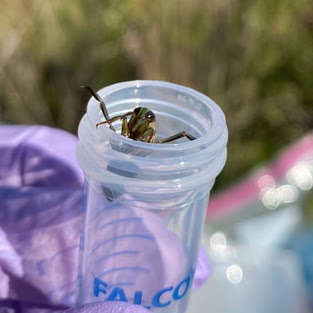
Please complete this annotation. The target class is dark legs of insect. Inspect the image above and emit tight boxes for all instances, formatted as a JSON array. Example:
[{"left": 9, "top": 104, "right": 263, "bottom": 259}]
[
  {"left": 82, "top": 85, "right": 116, "bottom": 131},
  {"left": 96, "top": 115, "right": 121, "bottom": 128},
  {"left": 157, "top": 131, "right": 197, "bottom": 143},
  {"left": 96, "top": 112, "right": 133, "bottom": 128}
]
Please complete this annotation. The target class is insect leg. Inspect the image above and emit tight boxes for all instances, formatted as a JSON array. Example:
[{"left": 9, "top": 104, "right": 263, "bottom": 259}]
[
  {"left": 81, "top": 85, "right": 116, "bottom": 131},
  {"left": 96, "top": 115, "right": 121, "bottom": 127},
  {"left": 97, "top": 111, "right": 133, "bottom": 131},
  {"left": 157, "top": 131, "right": 197, "bottom": 143},
  {"left": 121, "top": 116, "right": 130, "bottom": 137},
  {"left": 138, "top": 127, "right": 156, "bottom": 143}
]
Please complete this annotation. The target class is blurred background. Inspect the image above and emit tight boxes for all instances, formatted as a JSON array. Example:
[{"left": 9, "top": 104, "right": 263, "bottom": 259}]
[
  {"left": 1, "top": 0, "right": 312, "bottom": 190},
  {"left": 1, "top": 1, "right": 313, "bottom": 312}
]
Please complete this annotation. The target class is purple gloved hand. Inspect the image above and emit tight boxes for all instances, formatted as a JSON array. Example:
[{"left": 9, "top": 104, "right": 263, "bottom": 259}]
[
  {"left": 0, "top": 125, "right": 210, "bottom": 313},
  {"left": 62, "top": 301, "right": 152, "bottom": 313}
]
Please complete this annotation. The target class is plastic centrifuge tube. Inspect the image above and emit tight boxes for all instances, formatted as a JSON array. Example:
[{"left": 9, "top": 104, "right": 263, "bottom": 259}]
[{"left": 77, "top": 80, "right": 228, "bottom": 313}]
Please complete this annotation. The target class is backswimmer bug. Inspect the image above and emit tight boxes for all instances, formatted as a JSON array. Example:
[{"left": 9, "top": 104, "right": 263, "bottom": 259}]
[{"left": 82, "top": 86, "right": 197, "bottom": 143}]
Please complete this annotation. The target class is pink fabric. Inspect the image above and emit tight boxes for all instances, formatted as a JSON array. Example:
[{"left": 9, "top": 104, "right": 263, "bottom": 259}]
[{"left": 207, "top": 133, "right": 313, "bottom": 219}]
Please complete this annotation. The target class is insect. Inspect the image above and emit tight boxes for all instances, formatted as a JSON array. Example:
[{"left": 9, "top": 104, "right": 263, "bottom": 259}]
[{"left": 82, "top": 86, "right": 197, "bottom": 143}]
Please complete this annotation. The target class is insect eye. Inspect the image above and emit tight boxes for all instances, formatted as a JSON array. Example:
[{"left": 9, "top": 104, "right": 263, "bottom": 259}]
[
  {"left": 133, "top": 107, "right": 142, "bottom": 115},
  {"left": 145, "top": 110, "right": 155, "bottom": 122}
]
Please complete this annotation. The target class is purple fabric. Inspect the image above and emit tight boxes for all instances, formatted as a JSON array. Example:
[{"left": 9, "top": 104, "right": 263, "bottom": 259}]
[
  {"left": 0, "top": 126, "right": 83, "bottom": 310},
  {"left": 0, "top": 125, "right": 210, "bottom": 313},
  {"left": 192, "top": 246, "right": 211, "bottom": 289},
  {"left": 78, "top": 197, "right": 186, "bottom": 305},
  {"left": 62, "top": 301, "right": 152, "bottom": 313}
]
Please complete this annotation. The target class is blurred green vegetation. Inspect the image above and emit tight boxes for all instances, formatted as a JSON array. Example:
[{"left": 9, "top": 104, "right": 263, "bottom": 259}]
[{"left": 0, "top": 0, "right": 312, "bottom": 190}]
